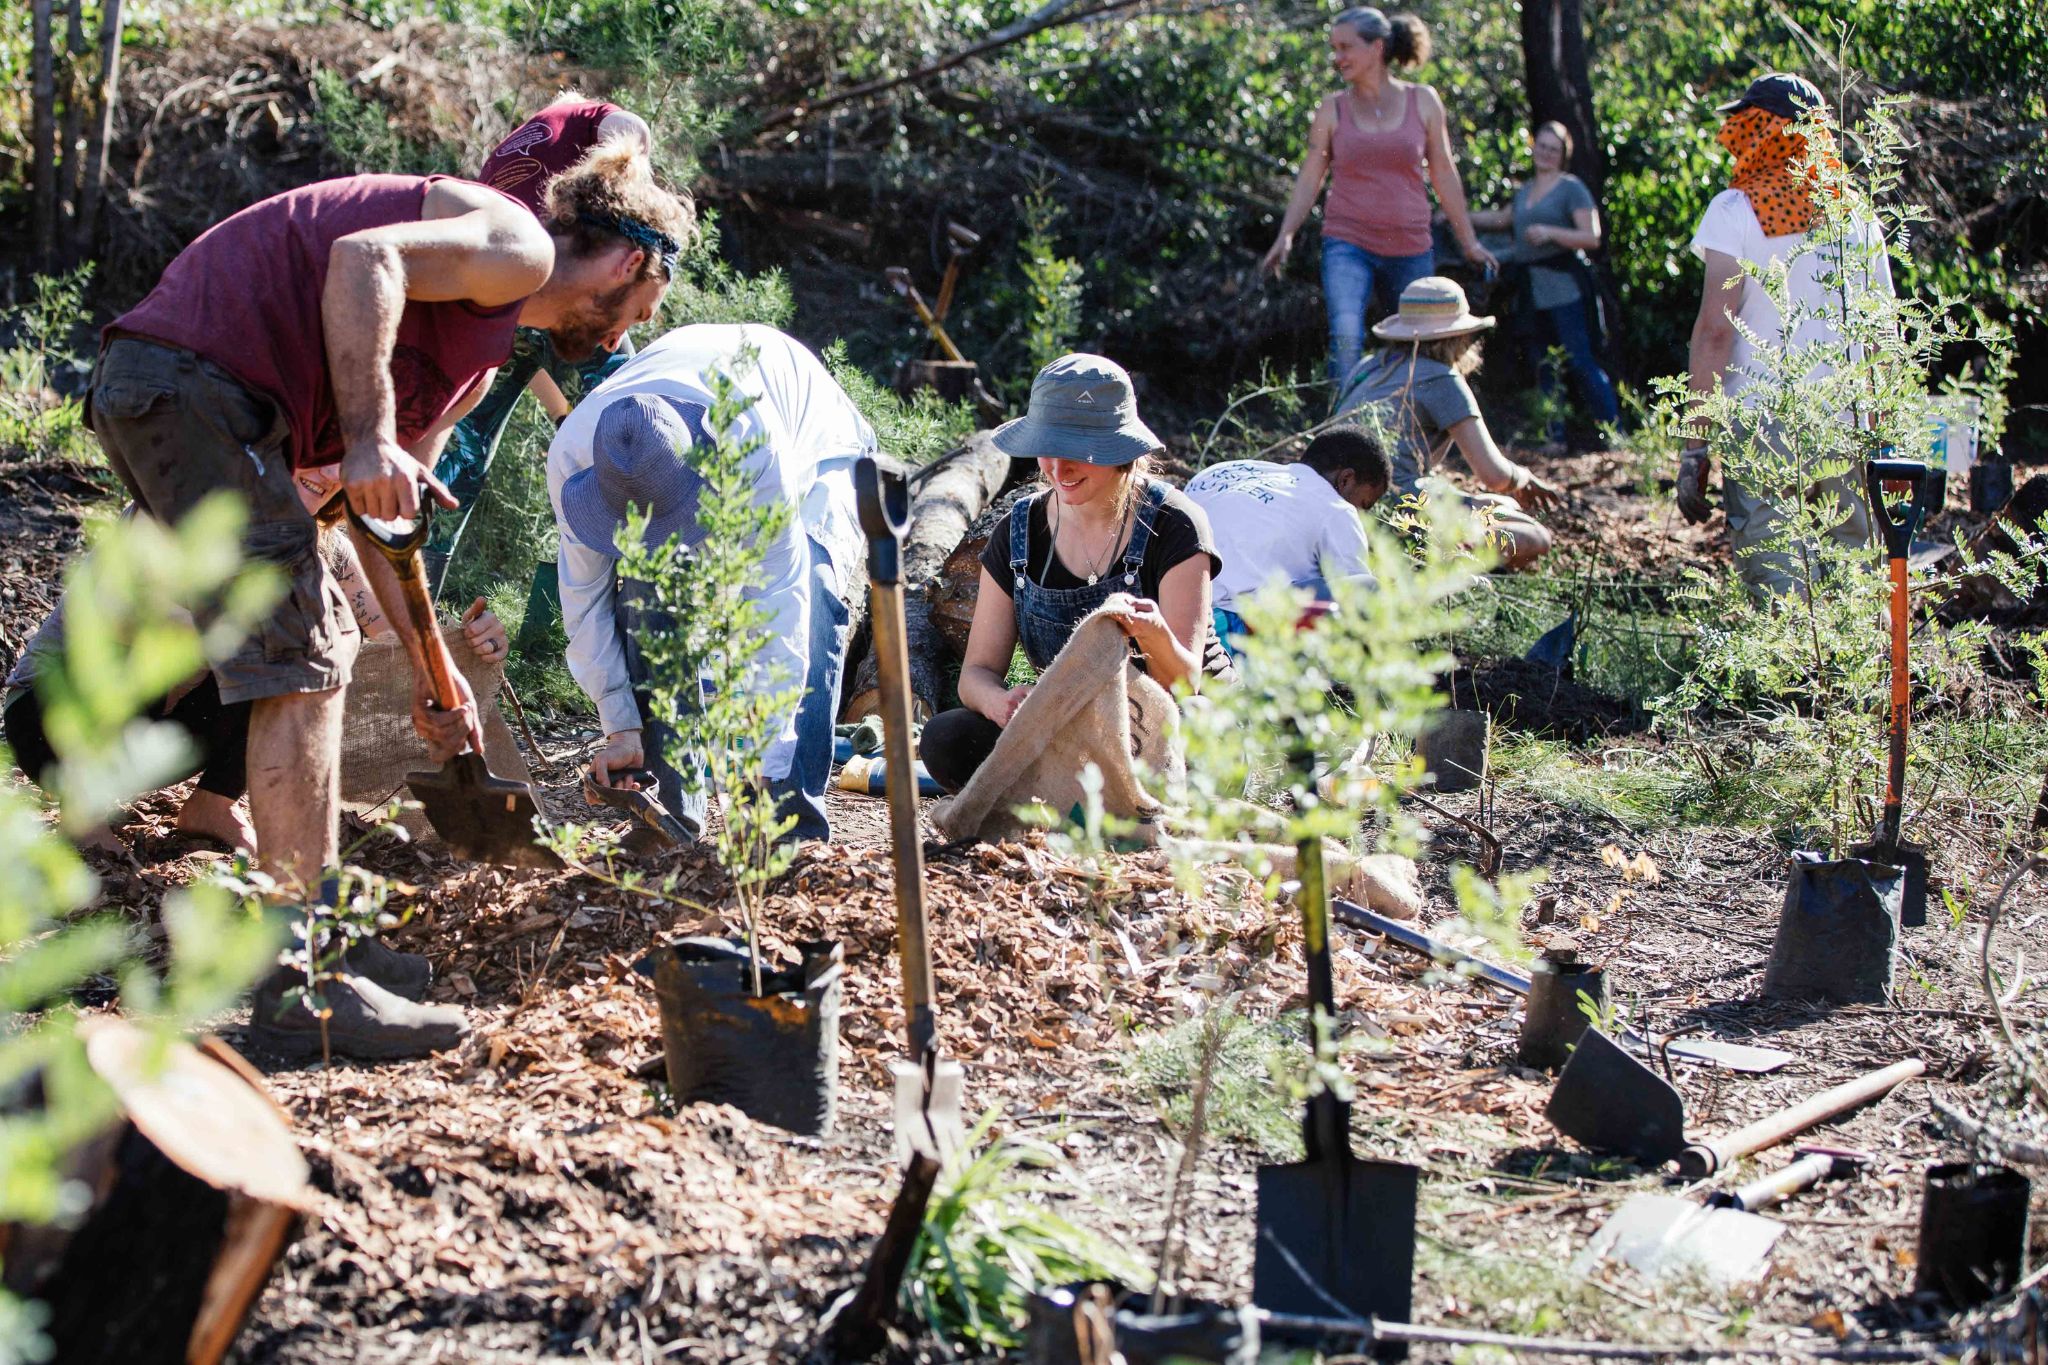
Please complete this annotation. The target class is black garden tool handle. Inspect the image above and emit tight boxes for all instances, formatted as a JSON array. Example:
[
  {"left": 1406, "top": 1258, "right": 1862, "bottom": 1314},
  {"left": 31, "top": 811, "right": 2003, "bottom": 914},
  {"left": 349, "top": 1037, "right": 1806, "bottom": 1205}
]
[
  {"left": 1864, "top": 455, "right": 1930, "bottom": 562},
  {"left": 856, "top": 455, "right": 939, "bottom": 1063}
]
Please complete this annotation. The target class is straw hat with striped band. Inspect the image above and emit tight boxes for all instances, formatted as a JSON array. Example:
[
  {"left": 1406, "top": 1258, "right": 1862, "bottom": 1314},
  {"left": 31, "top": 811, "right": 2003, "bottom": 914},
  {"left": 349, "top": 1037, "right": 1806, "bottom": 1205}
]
[{"left": 1371, "top": 275, "right": 1495, "bottom": 342}]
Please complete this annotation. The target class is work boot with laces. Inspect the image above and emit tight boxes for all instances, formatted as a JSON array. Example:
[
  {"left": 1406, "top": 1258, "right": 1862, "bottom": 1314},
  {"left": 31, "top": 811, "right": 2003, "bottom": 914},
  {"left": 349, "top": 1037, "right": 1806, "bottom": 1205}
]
[
  {"left": 339, "top": 936, "right": 434, "bottom": 1000},
  {"left": 248, "top": 968, "right": 469, "bottom": 1062}
]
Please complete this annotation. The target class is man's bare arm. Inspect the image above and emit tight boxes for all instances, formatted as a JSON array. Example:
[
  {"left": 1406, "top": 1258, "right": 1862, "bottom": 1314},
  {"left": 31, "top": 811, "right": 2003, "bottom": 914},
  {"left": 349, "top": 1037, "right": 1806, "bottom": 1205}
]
[{"left": 325, "top": 186, "right": 551, "bottom": 522}]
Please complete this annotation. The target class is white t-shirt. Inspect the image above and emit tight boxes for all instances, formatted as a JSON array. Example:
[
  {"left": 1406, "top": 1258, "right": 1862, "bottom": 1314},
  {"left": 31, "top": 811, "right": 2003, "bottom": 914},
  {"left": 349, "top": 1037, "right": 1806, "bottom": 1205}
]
[
  {"left": 1183, "top": 459, "right": 1373, "bottom": 613},
  {"left": 1687, "top": 189, "right": 1893, "bottom": 402},
  {"left": 547, "top": 325, "right": 874, "bottom": 771}
]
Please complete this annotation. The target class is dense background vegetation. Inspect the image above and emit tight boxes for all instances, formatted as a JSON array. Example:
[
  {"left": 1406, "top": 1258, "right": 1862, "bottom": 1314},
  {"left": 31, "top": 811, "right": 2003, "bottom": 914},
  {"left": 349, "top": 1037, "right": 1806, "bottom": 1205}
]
[{"left": 0, "top": 0, "right": 2040, "bottom": 436}]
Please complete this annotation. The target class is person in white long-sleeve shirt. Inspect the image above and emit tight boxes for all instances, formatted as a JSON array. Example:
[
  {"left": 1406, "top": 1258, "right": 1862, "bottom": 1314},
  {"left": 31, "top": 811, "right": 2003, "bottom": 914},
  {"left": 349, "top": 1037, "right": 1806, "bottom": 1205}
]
[{"left": 548, "top": 324, "right": 871, "bottom": 842}]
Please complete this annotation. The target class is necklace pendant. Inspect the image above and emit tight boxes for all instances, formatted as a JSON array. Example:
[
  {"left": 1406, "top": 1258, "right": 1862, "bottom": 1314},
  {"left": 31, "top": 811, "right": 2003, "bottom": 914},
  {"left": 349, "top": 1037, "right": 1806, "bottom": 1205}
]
[{"left": 1087, "top": 572, "right": 1100, "bottom": 586}]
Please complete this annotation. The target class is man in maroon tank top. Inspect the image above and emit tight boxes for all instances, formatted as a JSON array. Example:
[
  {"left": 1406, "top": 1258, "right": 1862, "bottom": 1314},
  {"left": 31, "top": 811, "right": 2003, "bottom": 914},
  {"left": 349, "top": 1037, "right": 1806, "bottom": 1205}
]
[{"left": 90, "top": 148, "right": 691, "bottom": 1060}]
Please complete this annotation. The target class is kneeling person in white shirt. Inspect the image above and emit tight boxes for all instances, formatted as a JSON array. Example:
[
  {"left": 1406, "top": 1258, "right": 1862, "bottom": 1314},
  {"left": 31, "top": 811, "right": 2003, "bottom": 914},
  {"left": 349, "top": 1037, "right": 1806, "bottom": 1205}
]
[
  {"left": 549, "top": 324, "right": 872, "bottom": 843},
  {"left": 1185, "top": 423, "right": 1390, "bottom": 654}
]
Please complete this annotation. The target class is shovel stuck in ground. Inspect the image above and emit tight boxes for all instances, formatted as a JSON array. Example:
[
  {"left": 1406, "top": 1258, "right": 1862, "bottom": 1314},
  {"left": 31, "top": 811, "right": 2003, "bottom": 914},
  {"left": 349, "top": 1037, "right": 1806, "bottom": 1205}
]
[
  {"left": 348, "top": 498, "right": 561, "bottom": 870},
  {"left": 1253, "top": 835, "right": 1417, "bottom": 1329},
  {"left": 1847, "top": 456, "right": 1935, "bottom": 927},
  {"left": 816, "top": 455, "right": 964, "bottom": 1362}
]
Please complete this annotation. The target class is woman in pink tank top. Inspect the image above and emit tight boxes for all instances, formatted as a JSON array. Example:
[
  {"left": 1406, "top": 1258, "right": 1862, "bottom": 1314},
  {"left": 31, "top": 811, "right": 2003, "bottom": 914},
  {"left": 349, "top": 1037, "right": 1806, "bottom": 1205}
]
[{"left": 1261, "top": 7, "right": 1498, "bottom": 385}]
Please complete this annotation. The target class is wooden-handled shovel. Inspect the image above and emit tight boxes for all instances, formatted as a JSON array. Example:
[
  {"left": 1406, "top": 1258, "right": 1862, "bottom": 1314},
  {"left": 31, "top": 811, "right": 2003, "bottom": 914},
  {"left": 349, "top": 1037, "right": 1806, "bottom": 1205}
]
[
  {"left": 347, "top": 496, "right": 562, "bottom": 870},
  {"left": 814, "top": 455, "right": 963, "bottom": 1362}
]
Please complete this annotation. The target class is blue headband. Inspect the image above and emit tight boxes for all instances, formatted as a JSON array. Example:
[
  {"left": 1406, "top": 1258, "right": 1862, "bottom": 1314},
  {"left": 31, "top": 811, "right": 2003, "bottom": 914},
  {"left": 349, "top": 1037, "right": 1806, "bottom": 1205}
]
[{"left": 577, "top": 209, "right": 680, "bottom": 276}]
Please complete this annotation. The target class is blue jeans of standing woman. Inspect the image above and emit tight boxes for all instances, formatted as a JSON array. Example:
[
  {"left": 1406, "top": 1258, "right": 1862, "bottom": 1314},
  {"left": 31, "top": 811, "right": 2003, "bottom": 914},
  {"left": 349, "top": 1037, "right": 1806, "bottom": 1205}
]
[
  {"left": 1535, "top": 298, "right": 1620, "bottom": 443},
  {"left": 1322, "top": 240, "right": 1435, "bottom": 386}
]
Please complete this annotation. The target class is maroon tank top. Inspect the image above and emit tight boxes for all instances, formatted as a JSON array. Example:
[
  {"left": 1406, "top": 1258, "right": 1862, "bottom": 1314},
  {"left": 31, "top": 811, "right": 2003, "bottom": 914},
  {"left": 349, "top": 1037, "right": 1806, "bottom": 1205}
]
[
  {"left": 109, "top": 175, "right": 524, "bottom": 470},
  {"left": 1323, "top": 86, "right": 1433, "bottom": 257},
  {"left": 479, "top": 99, "right": 622, "bottom": 218}
]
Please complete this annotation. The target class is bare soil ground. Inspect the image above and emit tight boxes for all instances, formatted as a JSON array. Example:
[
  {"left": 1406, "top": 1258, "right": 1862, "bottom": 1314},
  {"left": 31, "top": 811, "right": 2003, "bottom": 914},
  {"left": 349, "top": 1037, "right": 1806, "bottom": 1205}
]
[{"left": 6, "top": 452, "right": 2045, "bottom": 1363}]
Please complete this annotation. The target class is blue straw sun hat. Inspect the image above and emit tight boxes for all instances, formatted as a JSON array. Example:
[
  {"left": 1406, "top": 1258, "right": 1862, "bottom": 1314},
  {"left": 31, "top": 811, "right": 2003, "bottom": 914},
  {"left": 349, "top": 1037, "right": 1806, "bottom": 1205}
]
[{"left": 559, "top": 393, "right": 711, "bottom": 559}]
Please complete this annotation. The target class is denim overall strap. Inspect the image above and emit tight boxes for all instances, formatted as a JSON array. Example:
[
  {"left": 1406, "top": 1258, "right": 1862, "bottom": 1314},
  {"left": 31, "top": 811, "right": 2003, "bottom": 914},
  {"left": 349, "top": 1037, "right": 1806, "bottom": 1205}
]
[
  {"left": 1009, "top": 491, "right": 1035, "bottom": 578},
  {"left": 1116, "top": 479, "right": 1167, "bottom": 584}
]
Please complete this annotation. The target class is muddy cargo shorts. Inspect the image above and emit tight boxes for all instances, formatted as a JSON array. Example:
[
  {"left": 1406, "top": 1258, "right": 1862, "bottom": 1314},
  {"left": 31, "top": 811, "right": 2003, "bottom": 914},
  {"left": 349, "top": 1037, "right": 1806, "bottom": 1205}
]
[{"left": 89, "top": 337, "right": 360, "bottom": 703}]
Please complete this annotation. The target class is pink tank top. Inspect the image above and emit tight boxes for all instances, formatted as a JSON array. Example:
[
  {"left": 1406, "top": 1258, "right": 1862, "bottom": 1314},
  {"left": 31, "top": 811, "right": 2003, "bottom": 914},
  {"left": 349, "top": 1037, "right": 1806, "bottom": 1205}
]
[
  {"left": 1323, "top": 87, "right": 1433, "bottom": 257},
  {"left": 109, "top": 175, "right": 524, "bottom": 469}
]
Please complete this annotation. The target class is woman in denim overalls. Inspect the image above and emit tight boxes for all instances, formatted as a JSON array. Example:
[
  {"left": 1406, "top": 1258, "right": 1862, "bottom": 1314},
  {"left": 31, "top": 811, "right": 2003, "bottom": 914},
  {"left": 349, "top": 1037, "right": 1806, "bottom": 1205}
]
[{"left": 920, "top": 354, "right": 1225, "bottom": 794}]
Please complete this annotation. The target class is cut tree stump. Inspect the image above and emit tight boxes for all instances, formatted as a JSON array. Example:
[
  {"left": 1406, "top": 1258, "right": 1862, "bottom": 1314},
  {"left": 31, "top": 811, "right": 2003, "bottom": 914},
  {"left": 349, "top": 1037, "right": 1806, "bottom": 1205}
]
[
  {"left": 0, "top": 1019, "right": 312, "bottom": 1365},
  {"left": 841, "top": 431, "right": 1015, "bottom": 721}
]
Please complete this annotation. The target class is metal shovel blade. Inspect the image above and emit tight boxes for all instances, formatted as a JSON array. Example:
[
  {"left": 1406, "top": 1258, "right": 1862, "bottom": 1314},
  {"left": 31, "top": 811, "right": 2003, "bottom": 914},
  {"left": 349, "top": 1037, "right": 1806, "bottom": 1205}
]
[
  {"left": 1254, "top": 1142, "right": 1418, "bottom": 1324},
  {"left": 891, "top": 1055, "right": 966, "bottom": 1168},
  {"left": 583, "top": 770, "right": 694, "bottom": 849},
  {"left": 1629, "top": 1031, "right": 1794, "bottom": 1075},
  {"left": 406, "top": 752, "right": 563, "bottom": 870},
  {"left": 1573, "top": 1193, "right": 1783, "bottom": 1287},
  {"left": 1544, "top": 1028, "right": 1687, "bottom": 1167},
  {"left": 1847, "top": 836, "right": 1931, "bottom": 928}
]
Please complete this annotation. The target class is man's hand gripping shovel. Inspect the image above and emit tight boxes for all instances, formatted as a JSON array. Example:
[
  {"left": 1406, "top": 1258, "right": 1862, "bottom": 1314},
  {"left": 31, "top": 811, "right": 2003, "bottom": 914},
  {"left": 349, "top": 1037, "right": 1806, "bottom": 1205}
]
[
  {"left": 347, "top": 491, "right": 562, "bottom": 870},
  {"left": 814, "top": 455, "right": 963, "bottom": 1361}
]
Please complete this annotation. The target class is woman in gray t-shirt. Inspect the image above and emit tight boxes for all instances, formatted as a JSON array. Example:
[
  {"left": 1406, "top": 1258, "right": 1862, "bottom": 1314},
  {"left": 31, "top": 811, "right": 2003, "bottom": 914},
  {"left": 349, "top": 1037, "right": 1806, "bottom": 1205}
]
[
  {"left": 1334, "top": 275, "right": 1565, "bottom": 571},
  {"left": 1470, "top": 121, "right": 1620, "bottom": 449}
]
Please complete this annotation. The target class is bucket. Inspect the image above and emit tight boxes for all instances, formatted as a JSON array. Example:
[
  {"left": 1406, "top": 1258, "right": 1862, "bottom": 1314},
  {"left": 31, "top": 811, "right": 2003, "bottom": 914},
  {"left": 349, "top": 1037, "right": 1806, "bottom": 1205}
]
[
  {"left": 1026, "top": 1284, "right": 1263, "bottom": 1365},
  {"left": 1520, "top": 944, "right": 1605, "bottom": 1071},
  {"left": 1417, "top": 710, "right": 1488, "bottom": 794},
  {"left": 1761, "top": 853, "right": 1901, "bottom": 1005},
  {"left": 1916, "top": 1162, "right": 2030, "bottom": 1308},
  {"left": 640, "top": 937, "right": 842, "bottom": 1136}
]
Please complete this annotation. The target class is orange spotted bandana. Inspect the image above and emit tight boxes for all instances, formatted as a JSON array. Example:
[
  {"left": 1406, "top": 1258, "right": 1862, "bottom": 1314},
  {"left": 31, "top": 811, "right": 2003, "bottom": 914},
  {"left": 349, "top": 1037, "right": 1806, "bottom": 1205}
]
[{"left": 1717, "top": 105, "right": 1840, "bottom": 236}]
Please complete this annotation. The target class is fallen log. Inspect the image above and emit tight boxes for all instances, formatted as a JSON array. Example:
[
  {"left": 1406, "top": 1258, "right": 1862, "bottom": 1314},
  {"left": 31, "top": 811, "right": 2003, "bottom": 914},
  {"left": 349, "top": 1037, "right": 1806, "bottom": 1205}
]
[
  {"left": 929, "top": 484, "right": 1029, "bottom": 657},
  {"left": 841, "top": 431, "right": 1013, "bottom": 721},
  {"left": 1, "top": 1019, "right": 312, "bottom": 1365}
]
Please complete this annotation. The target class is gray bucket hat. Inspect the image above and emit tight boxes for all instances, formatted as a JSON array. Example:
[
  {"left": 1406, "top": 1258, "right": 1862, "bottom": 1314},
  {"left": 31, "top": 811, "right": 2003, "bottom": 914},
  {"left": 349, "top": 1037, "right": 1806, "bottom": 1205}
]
[
  {"left": 559, "top": 393, "right": 709, "bottom": 559},
  {"left": 990, "top": 353, "right": 1163, "bottom": 467}
]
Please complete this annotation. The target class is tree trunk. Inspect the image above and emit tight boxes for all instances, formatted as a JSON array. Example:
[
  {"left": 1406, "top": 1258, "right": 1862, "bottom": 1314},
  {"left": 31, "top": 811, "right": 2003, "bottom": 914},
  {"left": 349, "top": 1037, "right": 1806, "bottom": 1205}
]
[
  {"left": 55, "top": 0, "right": 88, "bottom": 248},
  {"left": 75, "top": 0, "right": 125, "bottom": 261},
  {"left": 1518, "top": 0, "right": 1602, "bottom": 197},
  {"left": 30, "top": 0, "right": 57, "bottom": 270},
  {"left": 841, "top": 432, "right": 1016, "bottom": 721}
]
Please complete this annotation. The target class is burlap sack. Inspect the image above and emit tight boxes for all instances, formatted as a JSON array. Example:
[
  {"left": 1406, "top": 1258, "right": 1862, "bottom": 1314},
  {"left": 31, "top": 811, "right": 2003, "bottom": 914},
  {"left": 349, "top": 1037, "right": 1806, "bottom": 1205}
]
[
  {"left": 339, "top": 627, "right": 530, "bottom": 842},
  {"left": 934, "top": 600, "right": 1182, "bottom": 844}
]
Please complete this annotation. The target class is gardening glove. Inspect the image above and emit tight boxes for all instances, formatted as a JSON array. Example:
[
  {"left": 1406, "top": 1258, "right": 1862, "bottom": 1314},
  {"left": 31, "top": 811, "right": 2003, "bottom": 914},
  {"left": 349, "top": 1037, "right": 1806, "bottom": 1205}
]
[{"left": 1676, "top": 446, "right": 1715, "bottom": 525}]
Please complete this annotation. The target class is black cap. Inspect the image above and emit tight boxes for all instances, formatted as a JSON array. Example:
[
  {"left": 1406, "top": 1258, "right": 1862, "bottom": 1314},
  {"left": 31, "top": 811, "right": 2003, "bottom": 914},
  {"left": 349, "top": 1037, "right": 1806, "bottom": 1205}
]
[{"left": 1716, "top": 72, "right": 1826, "bottom": 120}]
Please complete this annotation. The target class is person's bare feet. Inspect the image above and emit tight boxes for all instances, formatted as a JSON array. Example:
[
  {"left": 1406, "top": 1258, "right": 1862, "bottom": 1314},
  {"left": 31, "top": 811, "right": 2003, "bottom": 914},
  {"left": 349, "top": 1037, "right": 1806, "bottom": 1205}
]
[{"left": 176, "top": 790, "right": 258, "bottom": 854}]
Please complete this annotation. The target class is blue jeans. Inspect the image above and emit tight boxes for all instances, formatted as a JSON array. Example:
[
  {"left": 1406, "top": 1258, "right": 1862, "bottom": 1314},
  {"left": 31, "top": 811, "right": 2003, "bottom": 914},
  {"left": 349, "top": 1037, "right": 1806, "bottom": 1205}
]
[
  {"left": 1322, "top": 240, "right": 1435, "bottom": 386},
  {"left": 615, "top": 533, "right": 849, "bottom": 844},
  {"left": 768, "top": 541, "right": 852, "bottom": 842},
  {"left": 1535, "top": 299, "right": 1619, "bottom": 441}
]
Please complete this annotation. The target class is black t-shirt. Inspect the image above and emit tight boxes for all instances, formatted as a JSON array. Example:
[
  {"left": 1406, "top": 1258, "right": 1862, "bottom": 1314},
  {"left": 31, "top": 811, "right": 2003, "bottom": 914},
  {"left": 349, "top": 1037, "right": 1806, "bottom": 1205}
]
[{"left": 980, "top": 480, "right": 1233, "bottom": 678}]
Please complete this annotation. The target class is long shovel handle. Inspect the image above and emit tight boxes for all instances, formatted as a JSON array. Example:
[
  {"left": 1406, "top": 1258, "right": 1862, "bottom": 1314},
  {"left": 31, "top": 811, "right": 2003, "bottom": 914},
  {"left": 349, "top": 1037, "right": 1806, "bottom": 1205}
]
[
  {"left": 1864, "top": 456, "right": 1927, "bottom": 847},
  {"left": 347, "top": 498, "right": 463, "bottom": 714},
  {"left": 857, "top": 455, "right": 938, "bottom": 1061},
  {"left": 1677, "top": 1058, "right": 1923, "bottom": 1178}
]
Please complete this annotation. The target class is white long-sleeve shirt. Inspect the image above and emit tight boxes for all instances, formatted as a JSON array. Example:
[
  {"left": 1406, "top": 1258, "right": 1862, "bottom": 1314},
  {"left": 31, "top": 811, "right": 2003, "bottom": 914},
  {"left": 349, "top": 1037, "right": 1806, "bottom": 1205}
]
[{"left": 548, "top": 325, "right": 873, "bottom": 779}]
